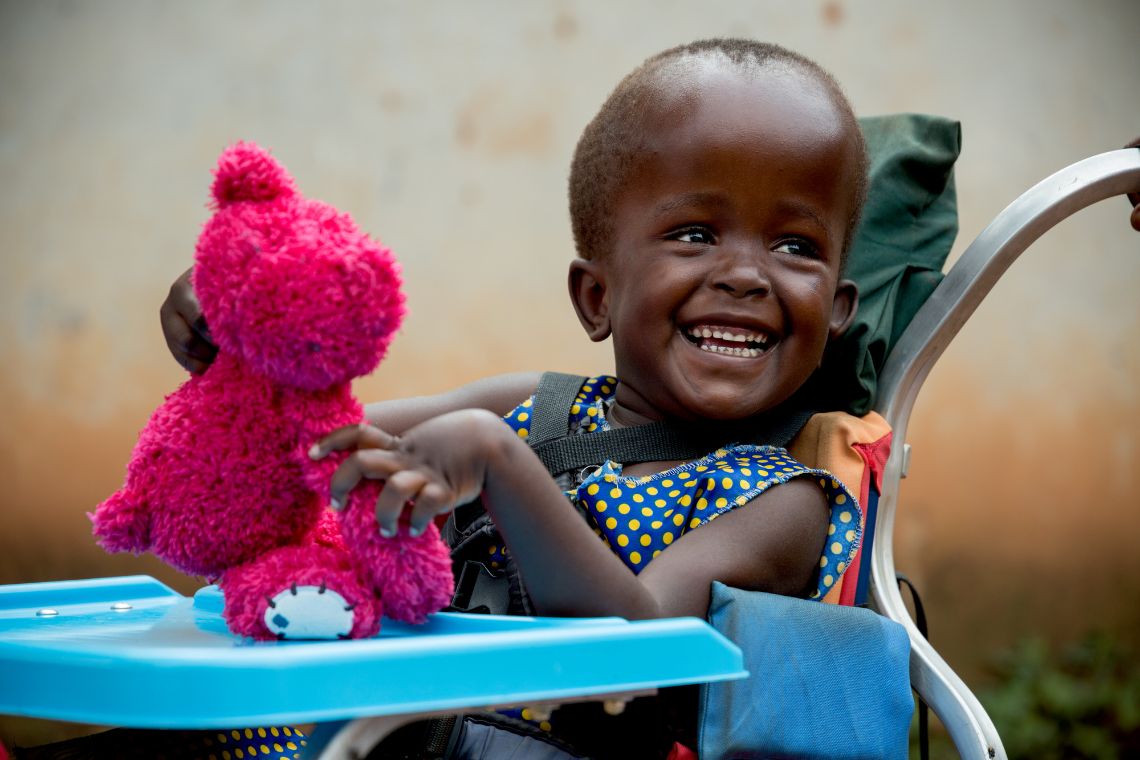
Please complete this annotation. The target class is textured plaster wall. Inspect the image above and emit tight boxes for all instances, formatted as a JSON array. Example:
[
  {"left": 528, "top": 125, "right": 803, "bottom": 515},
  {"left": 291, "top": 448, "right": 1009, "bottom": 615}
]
[{"left": 1, "top": 0, "right": 1137, "bottom": 700}]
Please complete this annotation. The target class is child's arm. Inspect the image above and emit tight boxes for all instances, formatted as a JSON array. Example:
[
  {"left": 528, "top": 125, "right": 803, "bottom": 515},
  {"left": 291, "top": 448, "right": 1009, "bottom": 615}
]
[
  {"left": 362, "top": 373, "right": 542, "bottom": 434},
  {"left": 313, "top": 411, "right": 829, "bottom": 620}
]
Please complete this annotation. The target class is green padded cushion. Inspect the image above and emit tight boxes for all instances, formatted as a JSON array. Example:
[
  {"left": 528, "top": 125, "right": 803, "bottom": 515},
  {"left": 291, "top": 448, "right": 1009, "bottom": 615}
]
[{"left": 817, "top": 113, "right": 962, "bottom": 415}]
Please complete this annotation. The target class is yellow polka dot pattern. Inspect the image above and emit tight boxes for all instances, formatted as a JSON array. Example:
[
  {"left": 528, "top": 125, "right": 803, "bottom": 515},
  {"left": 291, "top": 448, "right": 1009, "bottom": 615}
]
[
  {"left": 198, "top": 726, "right": 306, "bottom": 760},
  {"left": 809, "top": 481, "right": 861, "bottom": 600},
  {"left": 574, "top": 445, "right": 859, "bottom": 592},
  {"left": 500, "top": 375, "right": 862, "bottom": 600}
]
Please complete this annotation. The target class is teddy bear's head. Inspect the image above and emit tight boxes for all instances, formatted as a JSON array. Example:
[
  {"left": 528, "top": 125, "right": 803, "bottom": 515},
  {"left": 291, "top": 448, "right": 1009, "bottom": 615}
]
[{"left": 192, "top": 142, "right": 405, "bottom": 391}]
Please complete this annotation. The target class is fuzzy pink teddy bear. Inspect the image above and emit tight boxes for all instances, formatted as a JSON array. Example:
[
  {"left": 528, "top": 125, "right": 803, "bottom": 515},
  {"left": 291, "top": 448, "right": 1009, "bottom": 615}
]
[{"left": 92, "top": 142, "right": 454, "bottom": 640}]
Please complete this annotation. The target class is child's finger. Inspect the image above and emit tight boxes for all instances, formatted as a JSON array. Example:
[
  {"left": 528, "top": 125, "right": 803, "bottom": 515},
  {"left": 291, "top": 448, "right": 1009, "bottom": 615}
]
[
  {"left": 191, "top": 314, "right": 213, "bottom": 344},
  {"left": 327, "top": 448, "right": 403, "bottom": 510},
  {"left": 407, "top": 482, "right": 453, "bottom": 536},
  {"left": 161, "top": 311, "right": 210, "bottom": 373},
  {"left": 374, "top": 469, "right": 428, "bottom": 537},
  {"left": 1124, "top": 138, "right": 1139, "bottom": 230},
  {"left": 311, "top": 424, "right": 399, "bottom": 460}
]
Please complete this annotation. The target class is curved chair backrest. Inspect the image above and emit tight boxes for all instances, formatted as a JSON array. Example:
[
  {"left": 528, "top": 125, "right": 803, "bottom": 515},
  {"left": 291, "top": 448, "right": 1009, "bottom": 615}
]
[{"left": 869, "top": 147, "right": 1140, "bottom": 759}]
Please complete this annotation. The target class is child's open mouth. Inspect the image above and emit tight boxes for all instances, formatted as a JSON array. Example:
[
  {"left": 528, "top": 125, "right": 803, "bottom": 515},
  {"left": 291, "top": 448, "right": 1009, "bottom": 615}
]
[{"left": 684, "top": 325, "right": 772, "bottom": 358}]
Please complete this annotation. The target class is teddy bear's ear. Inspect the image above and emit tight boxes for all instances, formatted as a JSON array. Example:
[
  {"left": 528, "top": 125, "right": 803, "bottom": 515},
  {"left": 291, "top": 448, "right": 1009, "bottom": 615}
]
[{"left": 210, "top": 141, "right": 297, "bottom": 209}]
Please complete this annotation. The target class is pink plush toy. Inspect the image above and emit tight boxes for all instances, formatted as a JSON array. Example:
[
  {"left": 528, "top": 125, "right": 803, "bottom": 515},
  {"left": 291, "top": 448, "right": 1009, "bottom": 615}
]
[{"left": 92, "top": 142, "right": 454, "bottom": 640}]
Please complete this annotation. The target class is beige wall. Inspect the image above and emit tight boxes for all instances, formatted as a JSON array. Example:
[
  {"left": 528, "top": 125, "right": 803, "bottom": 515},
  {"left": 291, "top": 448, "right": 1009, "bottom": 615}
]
[{"left": 2, "top": 0, "right": 1138, "bottom": 695}]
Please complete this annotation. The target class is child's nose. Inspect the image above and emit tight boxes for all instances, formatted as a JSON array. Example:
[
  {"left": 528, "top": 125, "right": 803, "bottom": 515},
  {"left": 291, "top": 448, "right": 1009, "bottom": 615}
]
[{"left": 712, "top": 246, "right": 772, "bottom": 298}]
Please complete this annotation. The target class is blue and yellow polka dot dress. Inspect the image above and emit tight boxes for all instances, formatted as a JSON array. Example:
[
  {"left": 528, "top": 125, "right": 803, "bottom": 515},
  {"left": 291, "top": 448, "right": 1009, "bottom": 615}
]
[
  {"left": 502, "top": 375, "right": 861, "bottom": 600},
  {"left": 72, "top": 724, "right": 308, "bottom": 759},
  {"left": 206, "top": 725, "right": 307, "bottom": 759}
]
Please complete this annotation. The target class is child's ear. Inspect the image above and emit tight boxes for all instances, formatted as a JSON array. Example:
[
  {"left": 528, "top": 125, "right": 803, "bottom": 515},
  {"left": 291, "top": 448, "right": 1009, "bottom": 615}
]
[
  {"left": 568, "top": 258, "right": 611, "bottom": 342},
  {"left": 828, "top": 279, "right": 859, "bottom": 341}
]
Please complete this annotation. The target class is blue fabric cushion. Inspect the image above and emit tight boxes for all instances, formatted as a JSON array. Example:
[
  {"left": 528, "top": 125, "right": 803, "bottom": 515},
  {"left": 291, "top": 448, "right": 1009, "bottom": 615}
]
[{"left": 699, "top": 582, "right": 912, "bottom": 759}]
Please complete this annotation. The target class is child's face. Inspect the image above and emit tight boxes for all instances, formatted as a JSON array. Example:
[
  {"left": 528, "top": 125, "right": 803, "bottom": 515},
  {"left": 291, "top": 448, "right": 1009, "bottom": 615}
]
[{"left": 571, "top": 61, "right": 861, "bottom": 423}]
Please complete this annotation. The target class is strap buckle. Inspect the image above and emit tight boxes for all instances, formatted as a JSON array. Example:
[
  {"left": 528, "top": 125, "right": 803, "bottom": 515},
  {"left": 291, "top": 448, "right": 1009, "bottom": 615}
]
[{"left": 448, "top": 561, "right": 511, "bottom": 615}]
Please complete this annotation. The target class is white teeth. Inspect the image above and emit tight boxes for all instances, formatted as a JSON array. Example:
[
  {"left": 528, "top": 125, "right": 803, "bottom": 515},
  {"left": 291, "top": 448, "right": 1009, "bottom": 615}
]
[
  {"left": 699, "top": 344, "right": 762, "bottom": 358},
  {"left": 687, "top": 326, "right": 770, "bottom": 347}
]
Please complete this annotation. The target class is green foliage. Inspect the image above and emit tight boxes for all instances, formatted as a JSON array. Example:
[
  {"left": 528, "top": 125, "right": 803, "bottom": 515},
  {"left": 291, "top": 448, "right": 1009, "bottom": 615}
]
[{"left": 977, "top": 632, "right": 1140, "bottom": 759}]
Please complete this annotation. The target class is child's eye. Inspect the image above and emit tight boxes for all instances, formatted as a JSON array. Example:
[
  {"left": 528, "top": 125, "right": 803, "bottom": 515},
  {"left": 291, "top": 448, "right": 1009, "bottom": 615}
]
[
  {"left": 773, "top": 238, "right": 819, "bottom": 258},
  {"left": 669, "top": 226, "right": 715, "bottom": 245}
]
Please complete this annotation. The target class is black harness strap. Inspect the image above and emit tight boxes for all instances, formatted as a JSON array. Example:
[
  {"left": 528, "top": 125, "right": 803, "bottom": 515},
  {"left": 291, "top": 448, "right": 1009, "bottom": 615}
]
[
  {"left": 528, "top": 371, "right": 589, "bottom": 447},
  {"left": 529, "top": 372, "right": 815, "bottom": 474}
]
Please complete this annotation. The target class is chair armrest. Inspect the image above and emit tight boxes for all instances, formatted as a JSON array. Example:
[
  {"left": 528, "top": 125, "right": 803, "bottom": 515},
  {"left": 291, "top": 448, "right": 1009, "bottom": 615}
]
[{"left": 870, "top": 148, "right": 1140, "bottom": 760}]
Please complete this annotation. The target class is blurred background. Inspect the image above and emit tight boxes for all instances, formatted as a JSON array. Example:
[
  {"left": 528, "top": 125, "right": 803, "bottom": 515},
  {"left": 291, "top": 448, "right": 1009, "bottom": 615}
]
[{"left": 2, "top": 0, "right": 1138, "bottom": 754}]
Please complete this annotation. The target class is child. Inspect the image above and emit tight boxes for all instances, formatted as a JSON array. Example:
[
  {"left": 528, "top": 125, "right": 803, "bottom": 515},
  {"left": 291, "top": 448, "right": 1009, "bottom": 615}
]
[
  {"left": 136, "top": 37, "right": 1046, "bottom": 760},
  {"left": 157, "top": 38, "right": 866, "bottom": 758}
]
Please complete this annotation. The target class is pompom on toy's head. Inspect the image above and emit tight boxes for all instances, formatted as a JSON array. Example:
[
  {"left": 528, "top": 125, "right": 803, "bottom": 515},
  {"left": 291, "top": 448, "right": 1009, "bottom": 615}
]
[
  {"left": 193, "top": 142, "right": 405, "bottom": 391},
  {"left": 209, "top": 141, "right": 299, "bottom": 208}
]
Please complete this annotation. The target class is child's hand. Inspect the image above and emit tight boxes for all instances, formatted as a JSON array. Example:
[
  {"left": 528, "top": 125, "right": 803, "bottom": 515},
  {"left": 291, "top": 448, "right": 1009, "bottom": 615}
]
[
  {"left": 1127, "top": 137, "right": 1140, "bottom": 232},
  {"left": 160, "top": 266, "right": 216, "bottom": 373},
  {"left": 310, "top": 410, "right": 504, "bottom": 538}
]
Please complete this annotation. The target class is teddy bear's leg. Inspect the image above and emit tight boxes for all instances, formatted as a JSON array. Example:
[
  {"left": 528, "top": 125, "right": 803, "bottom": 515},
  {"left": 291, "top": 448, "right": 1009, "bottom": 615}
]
[
  {"left": 219, "top": 544, "right": 382, "bottom": 641},
  {"left": 338, "top": 485, "right": 455, "bottom": 625}
]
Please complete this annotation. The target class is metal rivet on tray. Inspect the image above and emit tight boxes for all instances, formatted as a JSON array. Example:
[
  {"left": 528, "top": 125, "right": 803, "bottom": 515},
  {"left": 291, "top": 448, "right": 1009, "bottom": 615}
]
[
  {"left": 110, "top": 602, "right": 133, "bottom": 611},
  {"left": 35, "top": 608, "right": 59, "bottom": 617}
]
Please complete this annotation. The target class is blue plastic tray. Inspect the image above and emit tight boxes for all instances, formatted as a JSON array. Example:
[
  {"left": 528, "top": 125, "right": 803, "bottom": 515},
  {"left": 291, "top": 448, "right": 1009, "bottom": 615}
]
[{"left": 0, "top": 575, "right": 746, "bottom": 728}]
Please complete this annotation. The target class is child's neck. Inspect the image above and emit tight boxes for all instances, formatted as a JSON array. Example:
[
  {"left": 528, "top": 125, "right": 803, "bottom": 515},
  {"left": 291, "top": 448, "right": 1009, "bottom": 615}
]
[
  {"left": 604, "top": 400, "right": 659, "bottom": 430},
  {"left": 607, "top": 394, "right": 811, "bottom": 434}
]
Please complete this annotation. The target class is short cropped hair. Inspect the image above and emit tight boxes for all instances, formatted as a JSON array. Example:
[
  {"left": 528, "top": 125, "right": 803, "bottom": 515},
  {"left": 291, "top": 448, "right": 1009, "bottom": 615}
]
[{"left": 568, "top": 39, "right": 869, "bottom": 269}]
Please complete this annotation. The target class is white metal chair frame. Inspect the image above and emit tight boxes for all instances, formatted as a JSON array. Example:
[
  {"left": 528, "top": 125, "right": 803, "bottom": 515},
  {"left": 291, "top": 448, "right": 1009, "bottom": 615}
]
[{"left": 870, "top": 147, "right": 1140, "bottom": 759}]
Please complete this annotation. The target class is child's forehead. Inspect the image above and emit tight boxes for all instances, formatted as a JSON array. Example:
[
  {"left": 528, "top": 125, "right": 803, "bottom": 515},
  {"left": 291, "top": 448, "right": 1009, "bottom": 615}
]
[
  {"left": 622, "top": 75, "right": 857, "bottom": 201},
  {"left": 608, "top": 55, "right": 863, "bottom": 250},
  {"left": 641, "top": 56, "right": 850, "bottom": 147}
]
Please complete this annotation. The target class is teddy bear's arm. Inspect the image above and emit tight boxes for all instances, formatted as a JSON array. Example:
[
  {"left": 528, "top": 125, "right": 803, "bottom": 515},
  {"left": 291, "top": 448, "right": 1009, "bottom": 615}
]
[
  {"left": 290, "top": 391, "right": 367, "bottom": 507},
  {"left": 91, "top": 487, "right": 151, "bottom": 553}
]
